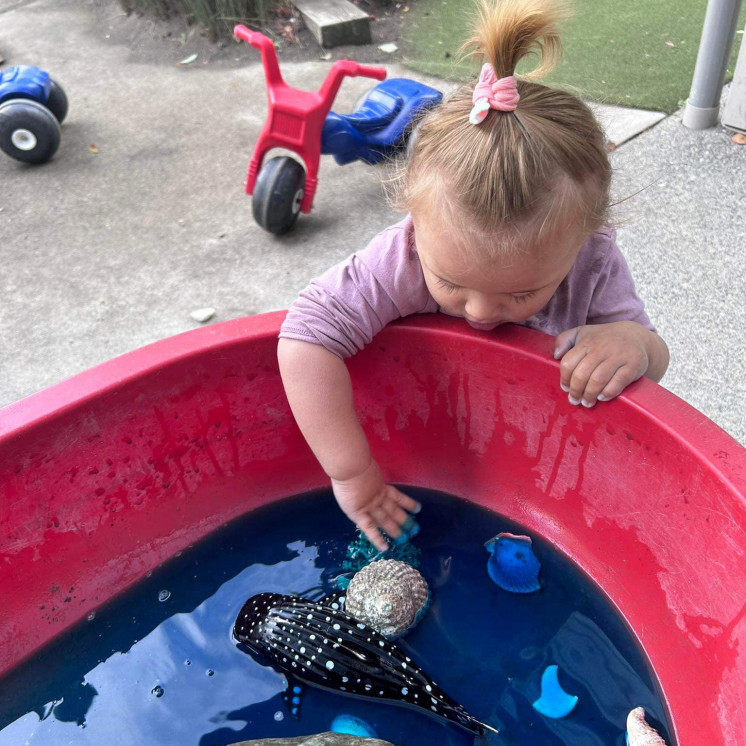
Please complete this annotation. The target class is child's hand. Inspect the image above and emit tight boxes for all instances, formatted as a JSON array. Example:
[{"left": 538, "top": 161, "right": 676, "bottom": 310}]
[
  {"left": 554, "top": 321, "right": 658, "bottom": 407},
  {"left": 331, "top": 459, "right": 421, "bottom": 552}
]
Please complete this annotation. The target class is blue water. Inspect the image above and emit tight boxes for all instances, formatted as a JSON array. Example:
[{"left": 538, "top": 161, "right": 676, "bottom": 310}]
[{"left": 0, "top": 489, "right": 672, "bottom": 745}]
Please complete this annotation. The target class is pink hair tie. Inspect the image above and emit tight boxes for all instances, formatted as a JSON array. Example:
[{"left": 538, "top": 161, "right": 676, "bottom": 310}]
[{"left": 470, "top": 62, "right": 520, "bottom": 125}]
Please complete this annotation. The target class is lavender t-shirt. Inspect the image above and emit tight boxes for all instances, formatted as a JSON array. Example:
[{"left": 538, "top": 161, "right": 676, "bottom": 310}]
[{"left": 280, "top": 215, "right": 653, "bottom": 358}]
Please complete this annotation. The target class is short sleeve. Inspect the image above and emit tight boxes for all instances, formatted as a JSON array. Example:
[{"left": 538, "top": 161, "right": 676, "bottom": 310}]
[
  {"left": 279, "top": 217, "right": 437, "bottom": 358},
  {"left": 588, "top": 231, "right": 656, "bottom": 332}
]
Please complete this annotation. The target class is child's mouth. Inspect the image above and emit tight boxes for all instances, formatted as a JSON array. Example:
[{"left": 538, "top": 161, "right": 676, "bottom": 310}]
[{"left": 465, "top": 319, "right": 502, "bottom": 331}]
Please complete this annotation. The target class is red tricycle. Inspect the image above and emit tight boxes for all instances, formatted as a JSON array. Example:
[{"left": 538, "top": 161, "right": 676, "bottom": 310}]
[{"left": 234, "top": 25, "right": 442, "bottom": 234}]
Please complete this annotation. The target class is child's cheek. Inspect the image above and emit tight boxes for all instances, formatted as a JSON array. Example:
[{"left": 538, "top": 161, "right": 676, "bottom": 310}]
[
  {"left": 506, "top": 296, "right": 549, "bottom": 324},
  {"left": 525, "top": 291, "right": 555, "bottom": 317},
  {"left": 427, "top": 285, "right": 460, "bottom": 313},
  {"left": 438, "top": 293, "right": 465, "bottom": 316}
]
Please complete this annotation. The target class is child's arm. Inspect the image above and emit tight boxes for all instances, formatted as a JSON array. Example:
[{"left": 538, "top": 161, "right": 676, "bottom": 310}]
[
  {"left": 554, "top": 322, "right": 670, "bottom": 407},
  {"left": 278, "top": 338, "right": 421, "bottom": 551}
]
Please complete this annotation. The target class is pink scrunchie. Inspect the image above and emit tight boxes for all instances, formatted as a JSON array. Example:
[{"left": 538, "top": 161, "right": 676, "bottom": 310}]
[{"left": 470, "top": 62, "right": 520, "bottom": 124}]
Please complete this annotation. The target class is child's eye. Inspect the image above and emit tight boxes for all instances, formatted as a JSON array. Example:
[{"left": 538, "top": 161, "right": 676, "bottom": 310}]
[
  {"left": 512, "top": 291, "right": 538, "bottom": 304},
  {"left": 437, "top": 279, "right": 461, "bottom": 294}
]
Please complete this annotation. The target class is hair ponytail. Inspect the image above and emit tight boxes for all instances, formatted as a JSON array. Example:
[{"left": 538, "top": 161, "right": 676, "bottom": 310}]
[
  {"left": 462, "top": 0, "right": 570, "bottom": 80},
  {"left": 388, "top": 0, "right": 612, "bottom": 252}
]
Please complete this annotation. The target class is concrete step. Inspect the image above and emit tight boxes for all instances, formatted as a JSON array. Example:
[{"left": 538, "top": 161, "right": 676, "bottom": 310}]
[{"left": 293, "top": 0, "right": 371, "bottom": 48}]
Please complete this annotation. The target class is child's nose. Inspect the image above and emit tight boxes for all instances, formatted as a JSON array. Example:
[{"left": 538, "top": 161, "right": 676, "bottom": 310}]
[{"left": 466, "top": 295, "right": 502, "bottom": 322}]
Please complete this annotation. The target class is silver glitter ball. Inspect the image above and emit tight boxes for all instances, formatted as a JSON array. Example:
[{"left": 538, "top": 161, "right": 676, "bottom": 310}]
[{"left": 345, "top": 560, "right": 429, "bottom": 638}]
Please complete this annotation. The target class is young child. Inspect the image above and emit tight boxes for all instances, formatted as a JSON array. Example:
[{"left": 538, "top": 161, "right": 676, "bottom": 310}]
[{"left": 277, "top": 0, "right": 669, "bottom": 551}]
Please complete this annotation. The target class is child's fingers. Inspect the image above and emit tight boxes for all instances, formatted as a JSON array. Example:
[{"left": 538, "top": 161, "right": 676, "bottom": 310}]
[
  {"left": 558, "top": 345, "right": 589, "bottom": 393},
  {"left": 566, "top": 352, "right": 607, "bottom": 404},
  {"left": 383, "top": 500, "right": 410, "bottom": 530},
  {"left": 554, "top": 327, "right": 580, "bottom": 360},
  {"left": 372, "top": 506, "right": 404, "bottom": 542},
  {"left": 579, "top": 361, "right": 624, "bottom": 407},
  {"left": 390, "top": 487, "right": 422, "bottom": 515},
  {"left": 598, "top": 365, "right": 639, "bottom": 402},
  {"left": 356, "top": 513, "right": 389, "bottom": 552}
]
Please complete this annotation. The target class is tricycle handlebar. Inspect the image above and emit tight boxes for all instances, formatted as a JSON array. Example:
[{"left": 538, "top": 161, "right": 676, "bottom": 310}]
[
  {"left": 233, "top": 24, "right": 386, "bottom": 84},
  {"left": 352, "top": 64, "right": 387, "bottom": 81},
  {"left": 234, "top": 24, "right": 387, "bottom": 111},
  {"left": 233, "top": 24, "right": 273, "bottom": 51}
]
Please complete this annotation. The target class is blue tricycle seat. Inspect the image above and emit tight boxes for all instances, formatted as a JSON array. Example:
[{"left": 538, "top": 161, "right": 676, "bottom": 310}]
[
  {"left": 343, "top": 86, "right": 403, "bottom": 132},
  {"left": 0, "top": 65, "right": 51, "bottom": 105},
  {"left": 321, "top": 78, "right": 442, "bottom": 166}
]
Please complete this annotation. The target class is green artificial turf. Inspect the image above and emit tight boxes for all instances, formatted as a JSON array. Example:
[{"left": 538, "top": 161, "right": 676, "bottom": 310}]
[{"left": 399, "top": 0, "right": 746, "bottom": 113}]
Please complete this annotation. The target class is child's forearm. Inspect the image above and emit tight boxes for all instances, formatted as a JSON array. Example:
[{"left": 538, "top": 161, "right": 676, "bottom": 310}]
[
  {"left": 644, "top": 331, "right": 670, "bottom": 383},
  {"left": 278, "top": 338, "right": 371, "bottom": 481}
]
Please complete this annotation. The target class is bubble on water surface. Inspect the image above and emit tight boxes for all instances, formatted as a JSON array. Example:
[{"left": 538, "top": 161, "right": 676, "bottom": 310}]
[
  {"left": 158, "top": 590, "right": 171, "bottom": 602},
  {"left": 151, "top": 685, "right": 164, "bottom": 698}
]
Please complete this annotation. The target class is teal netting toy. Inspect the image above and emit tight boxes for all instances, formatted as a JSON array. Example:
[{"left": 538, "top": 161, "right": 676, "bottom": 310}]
[{"left": 335, "top": 521, "right": 421, "bottom": 591}]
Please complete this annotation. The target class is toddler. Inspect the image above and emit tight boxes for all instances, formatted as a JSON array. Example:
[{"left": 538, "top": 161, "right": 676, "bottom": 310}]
[{"left": 277, "top": 0, "right": 669, "bottom": 551}]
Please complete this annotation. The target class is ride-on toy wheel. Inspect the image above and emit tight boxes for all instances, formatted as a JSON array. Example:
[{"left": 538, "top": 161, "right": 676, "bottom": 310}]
[
  {"left": 252, "top": 156, "right": 306, "bottom": 235},
  {"left": 46, "top": 78, "right": 69, "bottom": 123},
  {"left": 0, "top": 99, "right": 60, "bottom": 164}
]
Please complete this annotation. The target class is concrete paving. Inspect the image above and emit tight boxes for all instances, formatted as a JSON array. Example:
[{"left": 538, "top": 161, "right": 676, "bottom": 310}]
[
  {"left": 1, "top": 0, "right": 744, "bottom": 445},
  {"left": 608, "top": 89, "right": 746, "bottom": 445},
  {"left": 589, "top": 103, "right": 665, "bottom": 147}
]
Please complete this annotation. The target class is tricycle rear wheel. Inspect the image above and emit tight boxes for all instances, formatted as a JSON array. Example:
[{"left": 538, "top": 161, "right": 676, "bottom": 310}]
[
  {"left": 252, "top": 156, "right": 306, "bottom": 235},
  {"left": 46, "top": 78, "right": 69, "bottom": 123}
]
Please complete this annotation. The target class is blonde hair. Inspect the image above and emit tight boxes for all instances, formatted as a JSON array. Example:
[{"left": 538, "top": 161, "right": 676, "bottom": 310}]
[{"left": 390, "top": 0, "right": 612, "bottom": 253}]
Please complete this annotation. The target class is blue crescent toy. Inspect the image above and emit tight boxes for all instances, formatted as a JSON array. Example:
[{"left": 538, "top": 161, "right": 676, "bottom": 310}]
[{"left": 532, "top": 665, "right": 579, "bottom": 719}]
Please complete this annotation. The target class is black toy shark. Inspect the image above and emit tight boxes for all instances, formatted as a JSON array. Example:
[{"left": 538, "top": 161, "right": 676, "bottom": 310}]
[{"left": 233, "top": 592, "right": 497, "bottom": 735}]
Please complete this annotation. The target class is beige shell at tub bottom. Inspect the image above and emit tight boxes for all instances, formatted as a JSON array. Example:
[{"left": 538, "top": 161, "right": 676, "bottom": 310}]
[
  {"left": 345, "top": 559, "right": 430, "bottom": 638},
  {"left": 626, "top": 707, "right": 668, "bottom": 746}
]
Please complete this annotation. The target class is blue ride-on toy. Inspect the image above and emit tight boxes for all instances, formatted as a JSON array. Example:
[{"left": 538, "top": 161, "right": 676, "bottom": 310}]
[{"left": 0, "top": 65, "right": 68, "bottom": 164}]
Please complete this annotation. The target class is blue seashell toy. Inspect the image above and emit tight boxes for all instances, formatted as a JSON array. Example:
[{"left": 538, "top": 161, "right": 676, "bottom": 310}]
[{"left": 485, "top": 532, "right": 542, "bottom": 593}]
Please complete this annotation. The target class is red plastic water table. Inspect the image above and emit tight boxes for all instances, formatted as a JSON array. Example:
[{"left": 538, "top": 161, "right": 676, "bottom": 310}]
[{"left": 0, "top": 314, "right": 745, "bottom": 745}]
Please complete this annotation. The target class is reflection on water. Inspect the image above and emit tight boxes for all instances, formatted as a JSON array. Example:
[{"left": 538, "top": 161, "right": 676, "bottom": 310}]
[{"left": 0, "top": 490, "right": 671, "bottom": 746}]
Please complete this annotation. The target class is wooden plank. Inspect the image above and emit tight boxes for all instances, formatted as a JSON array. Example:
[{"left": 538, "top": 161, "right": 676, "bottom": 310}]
[{"left": 293, "top": 0, "right": 371, "bottom": 48}]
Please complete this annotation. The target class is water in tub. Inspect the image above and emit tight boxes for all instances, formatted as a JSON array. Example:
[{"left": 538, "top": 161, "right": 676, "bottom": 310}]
[{"left": 0, "top": 489, "right": 672, "bottom": 745}]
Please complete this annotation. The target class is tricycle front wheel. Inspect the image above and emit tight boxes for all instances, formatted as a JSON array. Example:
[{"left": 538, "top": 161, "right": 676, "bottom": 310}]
[
  {"left": 252, "top": 156, "right": 306, "bottom": 235},
  {"left": 0, "top": 99, "right": 61, "bottom": 164}
]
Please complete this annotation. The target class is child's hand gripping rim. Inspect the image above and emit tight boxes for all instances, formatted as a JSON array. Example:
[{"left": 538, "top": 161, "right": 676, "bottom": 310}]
[{"left": 554, "top": 321, "right": 654, "bottom": 407}]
